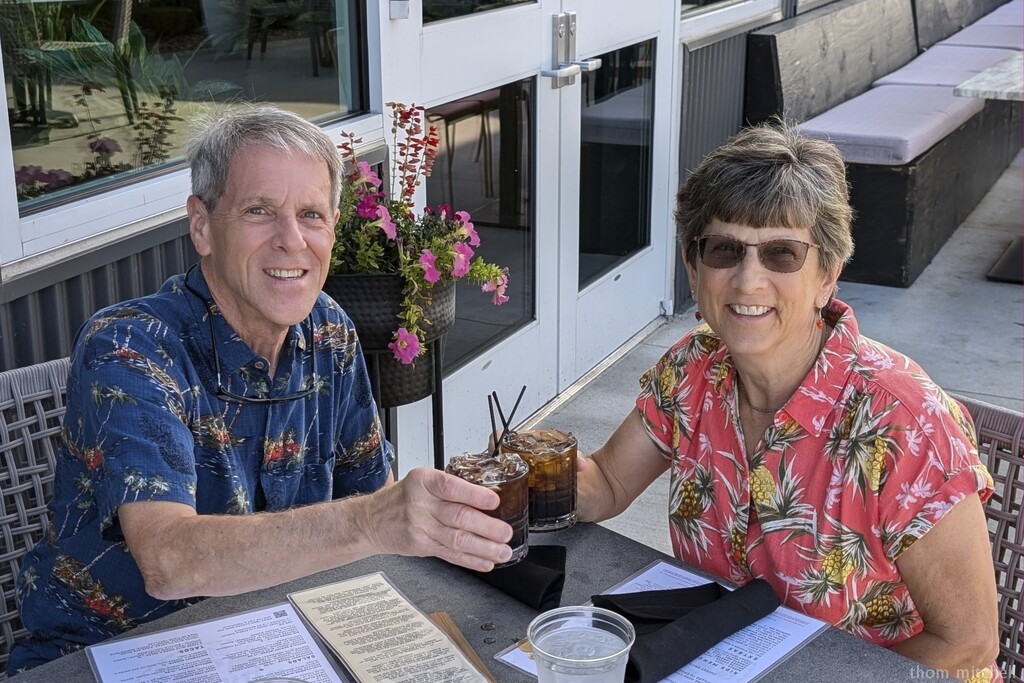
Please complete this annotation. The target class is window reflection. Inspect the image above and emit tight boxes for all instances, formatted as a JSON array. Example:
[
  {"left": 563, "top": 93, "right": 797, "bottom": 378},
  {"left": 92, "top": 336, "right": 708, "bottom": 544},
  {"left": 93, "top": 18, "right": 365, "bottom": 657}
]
[
  {"left": 425, "top": 81, "right": 535, "bottom": 371},
  {"left": 423, "top": 0, "right": 532, "bottom": 23},
  {"left": 578, "top": 39, "right": 655, "bottom": 288},
  {"left": 681, "top": 0, "right": 745, "bottom": 15},
  {"left": 3, "top": 0, "right": 367, "bottom": 211}
]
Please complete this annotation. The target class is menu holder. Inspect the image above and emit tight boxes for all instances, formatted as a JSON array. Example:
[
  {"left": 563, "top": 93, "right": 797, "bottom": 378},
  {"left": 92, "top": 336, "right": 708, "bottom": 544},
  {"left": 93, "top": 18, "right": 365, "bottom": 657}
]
[
  {"left": 289, "top": 572, "right": 491, "bottom": 683},
  {"left": 84, "top": 574, "right": 493, "bottom": 683},
  {"left": 429, "top": 611, "right": 498, "bottom": 683},
  {"left": 86, "top": 602, "right": 346, "bottom": 682},
  {"left": 495, "top": 560, "right": 829, "bottom": 683}
]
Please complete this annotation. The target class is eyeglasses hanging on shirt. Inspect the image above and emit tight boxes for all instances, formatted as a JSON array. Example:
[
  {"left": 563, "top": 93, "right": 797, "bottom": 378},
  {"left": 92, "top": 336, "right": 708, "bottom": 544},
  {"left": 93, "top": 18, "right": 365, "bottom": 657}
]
[{"left": 183, "top": 264, "right": 318, "bottom": 405}]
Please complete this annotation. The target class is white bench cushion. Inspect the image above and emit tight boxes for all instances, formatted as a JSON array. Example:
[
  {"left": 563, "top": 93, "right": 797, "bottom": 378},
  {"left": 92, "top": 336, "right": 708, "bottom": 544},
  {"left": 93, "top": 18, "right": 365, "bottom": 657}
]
[
  {"left": 939, "top": 23, "right": 1024, "bottom": 50},
  {"left": 976, "top": 0, "right": 1024, "bottom": 27},
  {"left": 874, "top": 45, "right": 1018, "bottom": 87},
  {"left": 798, "top": 85, "right": 985, "bottom": 165}
]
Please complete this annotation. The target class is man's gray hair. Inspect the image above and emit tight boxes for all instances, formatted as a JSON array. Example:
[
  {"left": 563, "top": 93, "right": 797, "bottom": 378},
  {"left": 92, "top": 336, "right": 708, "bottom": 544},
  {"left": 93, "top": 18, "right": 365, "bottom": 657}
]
[
  {"left": 186, "top": 105, "right": 342, "bottom": 213},
  {"left": 675, "top": 120, "right": 854, "bottom": 275}
]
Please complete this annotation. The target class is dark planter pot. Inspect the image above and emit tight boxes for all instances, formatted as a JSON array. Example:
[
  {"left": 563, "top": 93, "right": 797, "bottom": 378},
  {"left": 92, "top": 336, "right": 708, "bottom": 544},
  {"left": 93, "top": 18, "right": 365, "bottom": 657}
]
[{"left": 322, "top": 274, "right": 456, "bottom": 409}]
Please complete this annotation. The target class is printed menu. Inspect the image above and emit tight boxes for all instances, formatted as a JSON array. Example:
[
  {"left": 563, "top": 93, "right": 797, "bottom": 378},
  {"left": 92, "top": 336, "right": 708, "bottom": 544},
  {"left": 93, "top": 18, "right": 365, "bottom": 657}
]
[
  {"left": 497, "top": 559, "right": 829, "bottom": 683},
  {"left": 288, "top": 573, "right": 488, "bottom": 683},
  {"left": 86, "top": 572, "right": 488, "bottom": 683},
  {"left": 87, "top": 602, "right": 343, "bottom": 682}
]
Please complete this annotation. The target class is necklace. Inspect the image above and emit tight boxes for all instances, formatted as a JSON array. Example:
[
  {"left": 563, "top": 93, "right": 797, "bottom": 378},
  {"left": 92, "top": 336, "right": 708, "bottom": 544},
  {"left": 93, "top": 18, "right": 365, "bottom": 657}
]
[
  {"left": 735, "top": 324, "right": 830, "bottom": 416},
  {"left": 736, "top": 376, "right": 782, "bottom": 414}
]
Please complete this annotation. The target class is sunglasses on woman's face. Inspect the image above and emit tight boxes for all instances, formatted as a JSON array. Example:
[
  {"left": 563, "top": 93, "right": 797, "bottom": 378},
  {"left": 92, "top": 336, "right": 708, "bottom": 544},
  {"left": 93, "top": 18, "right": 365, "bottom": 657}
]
[{"left": 692, "top": 234, "right": 819, "bottom": 273}]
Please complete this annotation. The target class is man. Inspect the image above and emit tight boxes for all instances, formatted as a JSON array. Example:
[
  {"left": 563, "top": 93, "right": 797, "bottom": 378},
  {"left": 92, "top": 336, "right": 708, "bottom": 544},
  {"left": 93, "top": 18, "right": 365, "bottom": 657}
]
[{"left": 8, "top": 106, "right": 512, "bottom": 674}]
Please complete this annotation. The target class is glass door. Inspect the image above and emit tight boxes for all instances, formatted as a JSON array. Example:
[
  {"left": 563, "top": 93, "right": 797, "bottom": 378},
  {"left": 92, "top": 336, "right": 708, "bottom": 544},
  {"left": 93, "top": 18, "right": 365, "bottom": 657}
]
[
  {"left": 557, "top": 3, "right": 676, "bottom": 384},
  {"left": 382, "top": 0, "right": 674, "bottom": 464}
]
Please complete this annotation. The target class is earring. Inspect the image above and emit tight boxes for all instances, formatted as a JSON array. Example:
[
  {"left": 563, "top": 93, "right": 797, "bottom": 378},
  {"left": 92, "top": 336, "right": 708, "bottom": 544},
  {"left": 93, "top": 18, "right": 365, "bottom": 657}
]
[
  {"left": 695, "top": 310, "right": 703, "bottom": 321},
  {"left": 815, "top": 309, "right": 824, "bottom": 330}
]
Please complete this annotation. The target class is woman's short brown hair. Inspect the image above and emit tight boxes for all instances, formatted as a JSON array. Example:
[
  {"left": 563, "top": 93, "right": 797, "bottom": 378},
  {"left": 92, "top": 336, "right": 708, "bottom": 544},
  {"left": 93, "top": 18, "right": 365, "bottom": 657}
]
[{"left": 676, "top": 121, "right": 854, "bottom": 275}]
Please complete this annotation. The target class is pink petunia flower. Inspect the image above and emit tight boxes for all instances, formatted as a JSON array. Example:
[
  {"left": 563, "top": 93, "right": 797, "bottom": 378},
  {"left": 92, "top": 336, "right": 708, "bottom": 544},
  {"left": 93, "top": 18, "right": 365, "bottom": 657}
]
[
  {"left": 89, "top": 137, "right": 122, "bottom": 156},
  {"left": 388, "top": 327, "right": 421, "bottom": 364},
  {"left": 455, "top": 211, "right": 480, "bottom": 246},
  {"left": 357, "top": 193, "right": 381, "bottom": 218},
  {"left": 419, "top": 249, "right": 441, "bottom": 283},
  {"left": 451, "top": 243, "right": 473, "bottom": 278},
  {"left": 376, "top": 204, "right": 397, "bottom": 239},
  {"left": 355, "top": 161, "right": 383, "bottom": 189},
  {"left": 15, "top": 165, "right": 43, "bottom": 185},
  {"left": 38, "top": 169, "right": 75, "bottom": 188},
  {"left": 481, "top": 270, "right": 509, "bottom": 305}
]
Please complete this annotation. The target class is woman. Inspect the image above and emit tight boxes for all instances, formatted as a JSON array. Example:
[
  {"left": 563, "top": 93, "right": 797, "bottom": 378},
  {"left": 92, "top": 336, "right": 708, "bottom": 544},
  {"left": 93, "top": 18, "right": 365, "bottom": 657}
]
[{"left": 577, "top": 123, "right": 1000, "bottom": 682}]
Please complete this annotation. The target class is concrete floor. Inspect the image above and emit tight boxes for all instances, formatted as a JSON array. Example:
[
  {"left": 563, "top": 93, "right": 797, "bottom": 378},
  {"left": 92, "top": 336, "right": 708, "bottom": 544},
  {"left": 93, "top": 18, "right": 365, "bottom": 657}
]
[{"left": 526, "top": 150, "right": 1024, "bottom": 553}]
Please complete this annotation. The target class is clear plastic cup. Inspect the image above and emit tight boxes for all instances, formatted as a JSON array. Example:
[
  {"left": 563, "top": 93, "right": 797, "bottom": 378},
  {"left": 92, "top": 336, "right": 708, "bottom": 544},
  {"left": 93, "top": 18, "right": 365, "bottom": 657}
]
[{"left": 527, "top": 606, "right": 635, "bottom": 683}]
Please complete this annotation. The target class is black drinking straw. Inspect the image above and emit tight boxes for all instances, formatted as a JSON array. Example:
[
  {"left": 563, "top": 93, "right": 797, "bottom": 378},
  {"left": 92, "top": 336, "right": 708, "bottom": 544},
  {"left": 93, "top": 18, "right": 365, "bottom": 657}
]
[
  {"left": 507, "top": 385, "right": 527, "bottom": 427},
  {"left": 491, "top": 385, "right": 527, "bottom": 456},
  {"left": 487, "top": 394, "right": 499, "bottom": 456},
  {"left": 492, "top": 392, "right": 508, "bottom": 433}
]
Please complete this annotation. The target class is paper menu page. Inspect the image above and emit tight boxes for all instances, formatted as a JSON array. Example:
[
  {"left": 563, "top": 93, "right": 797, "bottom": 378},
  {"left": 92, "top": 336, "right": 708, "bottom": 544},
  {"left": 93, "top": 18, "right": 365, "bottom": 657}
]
[
  {"left": 289, "top": 572, "right": 487, "bottom": 683},
  {"left": 496, "top": 560, "right": 828, "bottom": 683},
  {"left": 86, "top": 602, "right": 344, "bottom": 682}
]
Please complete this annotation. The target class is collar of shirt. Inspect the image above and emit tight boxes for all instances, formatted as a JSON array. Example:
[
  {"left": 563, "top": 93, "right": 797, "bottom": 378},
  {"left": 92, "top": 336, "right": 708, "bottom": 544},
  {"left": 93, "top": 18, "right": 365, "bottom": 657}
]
[
  {"left": 180, "top": 268, "right": 306, "bottom": 383},
  {"left": 712, "top": 299, "right": 860, "bottom": 437}
]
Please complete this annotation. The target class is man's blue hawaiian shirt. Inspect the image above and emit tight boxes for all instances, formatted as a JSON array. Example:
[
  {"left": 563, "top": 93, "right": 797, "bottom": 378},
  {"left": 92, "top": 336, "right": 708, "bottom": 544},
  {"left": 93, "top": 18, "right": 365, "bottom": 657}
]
[{"left": 8, "top": 267, "right": 392, "bottom": 673}]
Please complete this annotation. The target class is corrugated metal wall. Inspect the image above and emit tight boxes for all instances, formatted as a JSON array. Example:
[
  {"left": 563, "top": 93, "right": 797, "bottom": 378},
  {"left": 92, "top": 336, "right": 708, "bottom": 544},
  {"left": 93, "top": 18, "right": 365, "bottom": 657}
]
[
  {"left": 680, "top": 34, "right": 748, "bottom": 180},
  {"left": 674, "top": 32, "right": 749, "bottom": 308},
  {"left": 0, "top": 218, "right": 198, "bottom": 371}
]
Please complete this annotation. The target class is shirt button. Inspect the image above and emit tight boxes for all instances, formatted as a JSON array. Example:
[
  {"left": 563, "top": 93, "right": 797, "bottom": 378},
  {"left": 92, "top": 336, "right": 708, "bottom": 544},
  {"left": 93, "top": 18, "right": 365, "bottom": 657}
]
[{"left": 254, "top": 361, "right": 265, "bottom": 370}]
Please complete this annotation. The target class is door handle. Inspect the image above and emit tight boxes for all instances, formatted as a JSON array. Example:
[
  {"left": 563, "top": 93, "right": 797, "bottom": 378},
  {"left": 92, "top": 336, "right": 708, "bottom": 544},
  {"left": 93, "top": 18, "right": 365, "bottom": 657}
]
[
  {"left": 572, "top": 58, "right": 602, "bottom": 72},
  {"left": 542, "top": 64, "right": 582, "bottom": 79},
  {"left": 546, "top": 12, "right": 599, "bottom": 89}
]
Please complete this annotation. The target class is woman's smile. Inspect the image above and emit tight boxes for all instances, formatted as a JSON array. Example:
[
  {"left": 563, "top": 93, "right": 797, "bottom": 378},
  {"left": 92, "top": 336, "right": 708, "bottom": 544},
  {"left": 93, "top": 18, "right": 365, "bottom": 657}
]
[{"left": 729, "top": 304, "right": 772, "bottom": 317}]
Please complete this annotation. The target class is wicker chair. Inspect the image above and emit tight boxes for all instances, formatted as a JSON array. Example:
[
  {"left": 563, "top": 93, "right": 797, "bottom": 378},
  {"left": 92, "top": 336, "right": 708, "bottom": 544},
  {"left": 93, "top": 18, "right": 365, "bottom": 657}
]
[
  {"left": 0, "top": 357, "right": 70, "bottom": 677},
  {"left": 953, "top": 394, "right": 1024, "bottom": 682}
]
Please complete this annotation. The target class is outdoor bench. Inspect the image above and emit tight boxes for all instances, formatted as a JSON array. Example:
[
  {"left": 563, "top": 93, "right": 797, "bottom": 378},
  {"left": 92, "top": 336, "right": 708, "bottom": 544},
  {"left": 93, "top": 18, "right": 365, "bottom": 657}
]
[{"left": 744, "top": 0, "right": 1023, "bottom": 287}]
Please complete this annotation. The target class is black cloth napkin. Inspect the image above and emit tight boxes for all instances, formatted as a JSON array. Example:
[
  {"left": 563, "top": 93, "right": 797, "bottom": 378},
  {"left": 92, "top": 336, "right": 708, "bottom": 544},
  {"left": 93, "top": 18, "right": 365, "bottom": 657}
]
[
  {"left": 466, "top": 545, "right": 566, "bottom": 611},
  {"left": 592, "top": 578, "right": 780, "bottom": 683}
]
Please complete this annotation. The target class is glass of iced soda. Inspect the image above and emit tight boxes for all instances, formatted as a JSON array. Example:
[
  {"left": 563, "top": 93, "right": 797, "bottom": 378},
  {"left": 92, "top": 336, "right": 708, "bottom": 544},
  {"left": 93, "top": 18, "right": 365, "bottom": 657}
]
[
  {"left": 499, "top": 429, "right": 577, "bottom": 532},
  {"left": 446, "top": 451, "right": 529, "bottom": 567}
]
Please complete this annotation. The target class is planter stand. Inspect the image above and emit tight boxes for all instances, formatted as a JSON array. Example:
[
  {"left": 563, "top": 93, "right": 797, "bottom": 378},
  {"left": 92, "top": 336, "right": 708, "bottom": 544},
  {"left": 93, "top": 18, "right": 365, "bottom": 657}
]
[
  {"left": 363, "top": 338, "right": 447, "bottom": 471},
  {"left": 323, "top": 274, "right": 455, "bottom": 471}
]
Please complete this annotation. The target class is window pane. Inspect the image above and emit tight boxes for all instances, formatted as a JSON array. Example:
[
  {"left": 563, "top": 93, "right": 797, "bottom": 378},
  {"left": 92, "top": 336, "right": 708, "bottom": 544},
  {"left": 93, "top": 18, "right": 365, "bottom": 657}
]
[
  {"left": 423, "top": 0, "right": 532, "bottom": 23},
  {"left": 578, "top": 39, "right": 655, "bottom": 288},
  {"left": 681, "top": 0, "right": 745, "bottom": 15},
  {"left": 3, "top": 0, "right": 367, "bottom": 211},
  {"left": 425, "top": 81, "right": 535, "bottom": 371}
]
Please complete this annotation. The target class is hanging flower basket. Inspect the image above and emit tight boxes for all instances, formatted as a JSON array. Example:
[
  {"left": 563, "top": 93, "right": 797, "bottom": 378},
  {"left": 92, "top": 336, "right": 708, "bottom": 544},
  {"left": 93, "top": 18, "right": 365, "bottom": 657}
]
[
  {"left": 323, "top": 273, "right": 456, "bottom": 408},
  {"left": 329, "top": 102, "right": 509, "bottom": 368}
]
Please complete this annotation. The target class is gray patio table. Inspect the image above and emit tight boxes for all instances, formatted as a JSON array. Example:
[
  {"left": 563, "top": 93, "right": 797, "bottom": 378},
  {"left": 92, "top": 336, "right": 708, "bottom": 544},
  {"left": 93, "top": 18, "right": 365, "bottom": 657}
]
[
  {"left": 8, "top": 522, "right": 932, "bottom": 682},
  {"left": 954, "top": 52, "right": 1024, "bottom": 102},
  {"left": 954, "top": 51, "right": 1024, "bottom": 284}
]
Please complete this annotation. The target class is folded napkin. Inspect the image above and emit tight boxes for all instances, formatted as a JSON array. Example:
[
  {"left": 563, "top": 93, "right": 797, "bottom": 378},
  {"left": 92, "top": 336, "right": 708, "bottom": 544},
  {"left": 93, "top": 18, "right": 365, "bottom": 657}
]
[
  {"left": 592, "top": 578, "right": 780, "bottom": 683},
  {"left": 467, "top": 545, "right": 566, "bottom": 611}
]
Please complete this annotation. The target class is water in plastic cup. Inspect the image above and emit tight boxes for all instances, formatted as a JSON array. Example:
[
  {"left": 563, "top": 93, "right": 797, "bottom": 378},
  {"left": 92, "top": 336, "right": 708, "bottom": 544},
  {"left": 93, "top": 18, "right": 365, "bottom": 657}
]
[
  {"left": 500, "top": 429, "right": 578, "bottom": 531},
  {"left": 446, "top": 451, "right": 529, "bottom": 567},
  {"left": 527, "top": 606, "right": 635, "bottom": 683}
]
